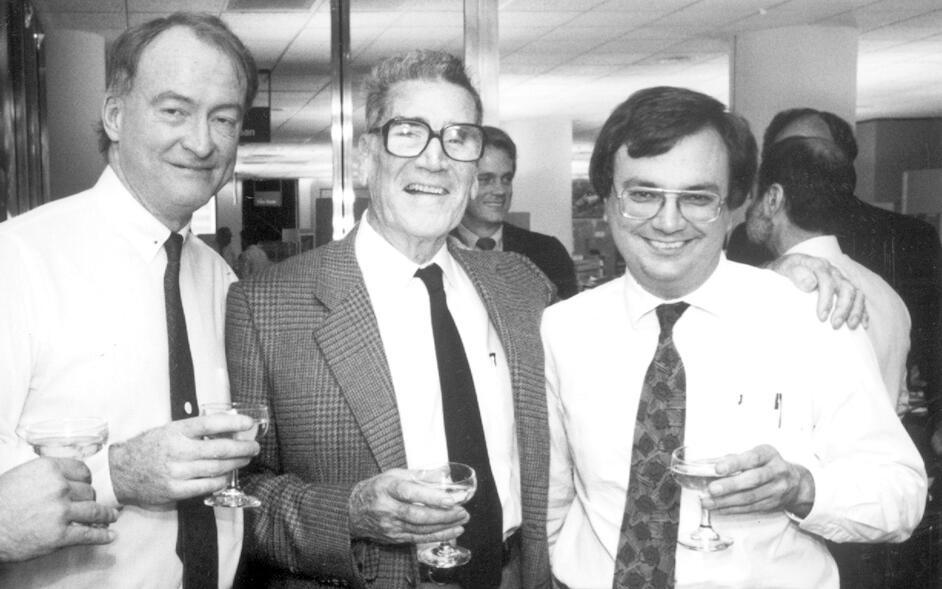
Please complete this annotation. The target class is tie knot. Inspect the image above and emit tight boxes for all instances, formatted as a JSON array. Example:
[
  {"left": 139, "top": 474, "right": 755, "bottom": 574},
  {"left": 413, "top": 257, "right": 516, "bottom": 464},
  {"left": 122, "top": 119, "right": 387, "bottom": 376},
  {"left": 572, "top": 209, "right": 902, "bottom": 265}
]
[
  {"left": 415, "top": 263, "right": 444, "bottom": 294},
  {"left": 164, "top": 232, "right": 184, "bottom": 264},
  {"left": 476, "top": 237, "right": 496, "bottom": 251},
  {"left": 656, "top": 302, "right": 689, "bottom": 334}
]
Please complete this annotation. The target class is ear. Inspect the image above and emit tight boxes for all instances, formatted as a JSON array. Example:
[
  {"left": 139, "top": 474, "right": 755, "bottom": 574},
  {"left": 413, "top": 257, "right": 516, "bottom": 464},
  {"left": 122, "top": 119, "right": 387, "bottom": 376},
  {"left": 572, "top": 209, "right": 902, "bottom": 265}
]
[
  {"left": 101, "top": 95, "right": 123, "bottom": 143},
  {"left": 356, "top": 134, "right": 375, "bottom": 184},
  {"left": 764, "top": 183, "right": 785, "bottom": 216}
]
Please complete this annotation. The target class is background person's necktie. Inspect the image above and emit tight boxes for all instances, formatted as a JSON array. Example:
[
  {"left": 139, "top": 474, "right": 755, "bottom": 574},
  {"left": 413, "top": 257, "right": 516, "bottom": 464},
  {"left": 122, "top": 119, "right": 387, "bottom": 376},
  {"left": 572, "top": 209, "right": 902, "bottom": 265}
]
[
  {"left": 164, "top": 233, "right": 219, "bottom": 589},
  {"left": 476, "top": 237, "right": 497, "bottom": 251},
  {"left": 415, "top": 263, "right": 503, "bottom": 587},
  {"left": 613, "top": 302, "right": 689, "bottom": 589}
]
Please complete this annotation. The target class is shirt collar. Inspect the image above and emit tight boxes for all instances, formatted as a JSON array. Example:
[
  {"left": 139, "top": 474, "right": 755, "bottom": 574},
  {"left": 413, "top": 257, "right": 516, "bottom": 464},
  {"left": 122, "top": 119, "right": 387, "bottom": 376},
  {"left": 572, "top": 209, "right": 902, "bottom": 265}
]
[
  {"left": 454, "top": 222, "right": 503, "bottom": 251},
  {"left": 96, "top": 165, "right": 193, "bottom": 262},
  {"left": 784, "top": 235, "right": 842, "bottom": 258},
  {"left": 622, "top": 253, "right": 732, "bottom": 327},
  {"left": 357, "top": 210, "right": 457, "bottom": 289}
]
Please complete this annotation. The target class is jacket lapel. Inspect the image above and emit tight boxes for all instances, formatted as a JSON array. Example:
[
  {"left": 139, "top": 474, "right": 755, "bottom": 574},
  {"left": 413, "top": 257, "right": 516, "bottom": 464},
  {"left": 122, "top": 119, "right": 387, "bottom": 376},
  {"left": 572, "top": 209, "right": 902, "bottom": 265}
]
[
  {"left": 312, "top": 228, "right": 407, "bottom": 472},
  {"left": 450, "top": 244, "right": 521, "bottom": 402}
]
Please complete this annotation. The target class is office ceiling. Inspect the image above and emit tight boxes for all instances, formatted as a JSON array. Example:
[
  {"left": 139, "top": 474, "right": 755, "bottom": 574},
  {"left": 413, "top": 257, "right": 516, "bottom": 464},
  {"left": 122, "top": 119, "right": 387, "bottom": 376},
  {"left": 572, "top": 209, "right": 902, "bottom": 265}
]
[{"left": 32, "top": 0, "right": 942, "bottom": 146}]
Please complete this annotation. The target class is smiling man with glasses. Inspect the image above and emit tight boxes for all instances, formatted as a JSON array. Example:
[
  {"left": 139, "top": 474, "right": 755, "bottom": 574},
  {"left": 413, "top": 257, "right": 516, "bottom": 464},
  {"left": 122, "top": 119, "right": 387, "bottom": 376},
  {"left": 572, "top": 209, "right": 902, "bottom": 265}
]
[
  {"left": 542, "top": 86, "right": 926, "bottom": 589},
  {"left": 226, "top": 50, "right": 554, "bottom": 588}
]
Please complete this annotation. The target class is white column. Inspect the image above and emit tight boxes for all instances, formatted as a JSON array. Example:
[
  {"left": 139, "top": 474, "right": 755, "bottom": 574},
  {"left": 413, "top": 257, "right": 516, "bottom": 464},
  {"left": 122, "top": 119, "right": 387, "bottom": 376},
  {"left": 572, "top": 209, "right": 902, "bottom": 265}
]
[
  {"left": 464, "top": 0, "right": 499, "bottom": 125},
  {"left": 503, "top": 117, "right": 573, "bottom": 253},
  {"left": 45, "top": 30, "right": 106, "bottom": 199},
  {"left": 731, "top": 25, "right": 858, "bottom": 149}
]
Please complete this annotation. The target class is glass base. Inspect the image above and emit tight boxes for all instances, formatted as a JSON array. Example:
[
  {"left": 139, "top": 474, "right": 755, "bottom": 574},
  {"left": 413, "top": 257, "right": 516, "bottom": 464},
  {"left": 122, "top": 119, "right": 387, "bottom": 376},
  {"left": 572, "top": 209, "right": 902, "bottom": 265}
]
[
  {"left": 417, "top": 542, "right": 471, "bottom": 568},
  {"left": 678, "top": 526, "right": 733, "bottom": 552},
  {"left": 204, "top": 488, "right": 261, "bottom": 509}
]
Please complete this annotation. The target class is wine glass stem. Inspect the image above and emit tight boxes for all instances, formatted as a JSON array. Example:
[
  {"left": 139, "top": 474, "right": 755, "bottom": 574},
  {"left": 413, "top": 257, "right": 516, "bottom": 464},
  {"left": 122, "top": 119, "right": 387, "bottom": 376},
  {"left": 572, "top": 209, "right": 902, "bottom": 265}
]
[
  {"left": 228, "top": 469, "right": 240, "bottom": 492},
  {"left": 699, "top": 505, "right": 712, "bottom": 528}
]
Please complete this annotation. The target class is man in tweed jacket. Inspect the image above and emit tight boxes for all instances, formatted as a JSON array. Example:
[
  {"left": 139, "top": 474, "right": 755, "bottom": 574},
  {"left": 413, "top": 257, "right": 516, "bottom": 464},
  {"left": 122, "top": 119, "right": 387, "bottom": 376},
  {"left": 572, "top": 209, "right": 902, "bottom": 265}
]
[{"left": 227, "top": 50, "right": 553, "bottom": 589}]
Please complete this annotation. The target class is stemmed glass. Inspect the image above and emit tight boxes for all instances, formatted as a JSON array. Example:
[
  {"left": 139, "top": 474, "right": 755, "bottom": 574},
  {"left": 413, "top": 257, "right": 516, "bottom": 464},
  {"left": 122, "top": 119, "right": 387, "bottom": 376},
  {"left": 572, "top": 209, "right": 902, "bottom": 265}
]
[
  {"left": 670, "top": 445, "right": 733, "bottom": 551},
  {"left": 19, "top": 417, "right": 109, "bottom": 460},
  {"left": 200, "top": 401, "right": 270, "bottom": 508},
  {"left": 413, "top": 462, "right": 477, "bottom": 568}
]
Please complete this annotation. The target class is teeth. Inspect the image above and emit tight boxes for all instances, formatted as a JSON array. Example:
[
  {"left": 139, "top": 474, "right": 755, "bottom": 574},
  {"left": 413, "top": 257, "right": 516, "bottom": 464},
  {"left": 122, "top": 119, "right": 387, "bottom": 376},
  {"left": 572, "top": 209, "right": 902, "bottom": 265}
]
[
  {"left": 405, "top": 183, "right": 447, "bottom": 195},
  {"left": 649, "top": 240, "right": 685, "bottom": 250}
]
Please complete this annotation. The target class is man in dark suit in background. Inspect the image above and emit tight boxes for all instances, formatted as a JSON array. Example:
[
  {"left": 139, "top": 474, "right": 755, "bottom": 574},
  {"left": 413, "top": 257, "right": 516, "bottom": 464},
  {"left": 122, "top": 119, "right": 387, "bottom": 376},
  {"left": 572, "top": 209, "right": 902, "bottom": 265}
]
[
  {"left": 452, "top": 125, "right": 579, "bottom": 299},
  {"left": 727, "top": 107, "right": 942, "bottom": 453},
  {"left": 227, "top": 50, "right": 553, "bottom": 588}
]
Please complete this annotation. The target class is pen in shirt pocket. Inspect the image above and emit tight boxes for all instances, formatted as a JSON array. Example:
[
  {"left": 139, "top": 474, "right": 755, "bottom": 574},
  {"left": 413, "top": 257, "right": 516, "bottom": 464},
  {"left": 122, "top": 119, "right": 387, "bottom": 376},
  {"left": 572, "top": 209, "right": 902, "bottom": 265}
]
[
  {"left": 489, "top": 352, "right": 497, "bottom": 366},
  {"left": 774, "top": 392, "right": 783, "bottom": 428}
]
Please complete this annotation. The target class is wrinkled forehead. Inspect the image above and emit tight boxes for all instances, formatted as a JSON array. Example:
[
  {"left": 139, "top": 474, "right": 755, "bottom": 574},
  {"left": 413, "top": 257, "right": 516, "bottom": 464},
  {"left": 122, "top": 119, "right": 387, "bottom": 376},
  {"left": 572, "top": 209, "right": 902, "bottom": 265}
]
[{"left": 382, "top": 79, "right": 478, "bottom": 125}]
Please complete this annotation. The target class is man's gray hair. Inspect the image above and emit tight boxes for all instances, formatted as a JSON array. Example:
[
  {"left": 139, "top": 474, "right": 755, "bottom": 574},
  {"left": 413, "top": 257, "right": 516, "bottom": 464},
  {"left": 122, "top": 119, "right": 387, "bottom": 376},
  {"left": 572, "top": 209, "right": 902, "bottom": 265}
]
[{"left": 364, "top": 50, "right": 482, "bottom": 129}]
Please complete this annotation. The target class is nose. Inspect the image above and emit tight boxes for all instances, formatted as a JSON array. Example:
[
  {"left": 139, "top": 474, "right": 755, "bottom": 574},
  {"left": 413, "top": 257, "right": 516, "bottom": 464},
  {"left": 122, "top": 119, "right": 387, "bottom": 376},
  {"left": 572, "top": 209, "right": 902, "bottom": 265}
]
[
  {"left": 650, "top": 194, "right": 687, "bottom": 233},
  {"left": 415, "top": 135, "right": 447, "bottom": 171},
  {"left": 180, "top": 117, "right": 214, "bottom": 159}
]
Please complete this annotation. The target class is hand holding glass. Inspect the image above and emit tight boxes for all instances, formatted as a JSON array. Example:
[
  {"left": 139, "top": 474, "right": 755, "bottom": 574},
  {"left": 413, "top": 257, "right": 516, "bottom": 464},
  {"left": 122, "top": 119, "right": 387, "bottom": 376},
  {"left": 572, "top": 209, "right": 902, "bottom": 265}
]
[
  {"left": 670, "top": 445, "right": 733, "bottom": 551},
  {"left": 19, "top": 417, "right": 109, "bottom": 460},
  {"left": 413, "top": 462, "right": 477, "bottom": 568},
  {"left": 200, "top": 402, "right": 269, "bottom": 508}
]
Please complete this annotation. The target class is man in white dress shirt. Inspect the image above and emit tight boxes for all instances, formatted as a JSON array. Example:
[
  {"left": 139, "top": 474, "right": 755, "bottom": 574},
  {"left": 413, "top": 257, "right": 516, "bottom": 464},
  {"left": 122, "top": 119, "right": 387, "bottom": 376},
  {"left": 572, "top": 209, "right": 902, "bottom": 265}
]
[
  {"left": 0, "top": 12, "right": 261, "bottom": 588},
  {"left": 543, "top": 86, "right": 926, "bottom": 589},
  {"left": 745, "top": 136, "right": 911, "bottom": 412}
]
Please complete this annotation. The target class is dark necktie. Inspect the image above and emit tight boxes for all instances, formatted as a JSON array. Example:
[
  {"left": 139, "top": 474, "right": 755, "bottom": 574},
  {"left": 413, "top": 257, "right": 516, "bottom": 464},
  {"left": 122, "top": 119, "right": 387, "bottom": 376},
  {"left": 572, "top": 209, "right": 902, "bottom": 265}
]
[
  {"left": 415, "top": 263, "right": 503, "bottom": 587},
  {"left": 164, "top": 233, "right": 218, "bottom": 589},
  {"left": 613, "top": 302, "right": 689, "bottom": 589},
  {"left": 476, "top": 237, "right": 497, "bottom": 251}
]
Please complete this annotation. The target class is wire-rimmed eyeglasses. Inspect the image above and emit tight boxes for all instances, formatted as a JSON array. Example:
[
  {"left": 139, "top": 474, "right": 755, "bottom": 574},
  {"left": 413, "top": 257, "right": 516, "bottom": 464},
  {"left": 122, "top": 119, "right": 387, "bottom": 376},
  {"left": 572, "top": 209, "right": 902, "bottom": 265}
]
[
  {"left": 368, "top": 118, "right": 485, "bottom": 162},
  {"left": 614, "top": 185, "right": 726, "bottom": 223}
]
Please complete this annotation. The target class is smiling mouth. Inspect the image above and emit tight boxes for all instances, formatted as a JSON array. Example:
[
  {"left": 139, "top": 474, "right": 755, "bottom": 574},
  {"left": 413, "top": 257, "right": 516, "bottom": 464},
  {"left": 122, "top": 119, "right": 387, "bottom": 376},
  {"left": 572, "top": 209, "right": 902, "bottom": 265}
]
[
  {"left": 646, "top": 238, "right": 689, "bottom": 252},
  {"left": 404, "top": 183, "right": 449, "bottom": 196},
  {"left": 172, "top": 163, "right": 215, "bottom": 173}
]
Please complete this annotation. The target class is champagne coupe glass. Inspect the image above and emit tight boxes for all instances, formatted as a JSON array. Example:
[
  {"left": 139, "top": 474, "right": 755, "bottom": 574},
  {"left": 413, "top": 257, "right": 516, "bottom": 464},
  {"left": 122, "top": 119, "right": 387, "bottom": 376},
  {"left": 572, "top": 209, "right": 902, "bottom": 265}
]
[
  {"left": 19, "top": 417, "right": 109, "bottom": 460},
  {"left": 201, "top": 401, "right": 270, "bottom": 508},
  {"left": 670, "top": 445, "right": 733, "bottom": 551},
  {"left": 413, "top": 462, "right": 477, "bottom": 568}
]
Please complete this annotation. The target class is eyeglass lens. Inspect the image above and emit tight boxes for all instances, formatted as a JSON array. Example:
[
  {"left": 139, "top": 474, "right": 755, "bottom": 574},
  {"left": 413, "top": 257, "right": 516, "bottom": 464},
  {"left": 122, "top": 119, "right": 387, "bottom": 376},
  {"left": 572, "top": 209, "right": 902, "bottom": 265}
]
[
  {"left": 384, "top": 119, "right": 483, "bottom": 161},
  {"left": 619, "top": 188, "right": 723, "bottom": 222}
]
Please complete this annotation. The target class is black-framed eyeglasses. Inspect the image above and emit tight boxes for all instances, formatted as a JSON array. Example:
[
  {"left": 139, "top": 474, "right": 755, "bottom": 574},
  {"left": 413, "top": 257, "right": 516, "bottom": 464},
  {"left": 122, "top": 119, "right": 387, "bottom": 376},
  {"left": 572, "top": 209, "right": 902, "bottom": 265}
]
[
  {"left": 368, "top": 118, "right": 485, "bottom": 162},
  {"left": 614, "top": 186, "right": 726, "bottom": 223}
]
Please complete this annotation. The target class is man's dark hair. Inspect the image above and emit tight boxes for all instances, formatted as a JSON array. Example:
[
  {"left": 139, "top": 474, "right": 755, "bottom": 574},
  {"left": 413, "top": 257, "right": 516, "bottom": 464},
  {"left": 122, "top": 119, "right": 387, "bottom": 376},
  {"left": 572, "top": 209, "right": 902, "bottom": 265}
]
[
  {"left": 97, "top": 12, "right": 258, "bottom": 154},
  {"left": 216, "top": 226, "right": 232, "bottom": 247},
  {"left": 763, "top": 108, "right": 858, "bottom": 162},
  {"left": 758, "top": 136, "right": 856, "bottom": 234},
  {"left": 482, "top": 125, "right": 517, "bottom": 173},
  {"left": 364, "top": 50, "right": 482, "bottom": 129},
  {"left": 589, "top": 86, "right": 757, "bottom": 210}
]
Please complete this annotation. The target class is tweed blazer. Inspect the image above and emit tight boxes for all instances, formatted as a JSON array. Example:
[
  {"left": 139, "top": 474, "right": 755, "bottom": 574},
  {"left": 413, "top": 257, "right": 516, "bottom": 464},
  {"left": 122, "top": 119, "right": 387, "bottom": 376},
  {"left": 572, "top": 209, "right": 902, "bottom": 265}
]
[{"left": 226, "top": 227, "right": 554, "bottom": 589}]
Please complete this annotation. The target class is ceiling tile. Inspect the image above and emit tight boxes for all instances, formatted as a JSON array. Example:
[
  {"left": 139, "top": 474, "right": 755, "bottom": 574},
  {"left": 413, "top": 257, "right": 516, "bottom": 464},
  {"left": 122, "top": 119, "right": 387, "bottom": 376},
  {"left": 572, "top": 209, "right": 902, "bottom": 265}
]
[
  {"left": 500, "top": 11, "right": 581, "bottom": 28},
  {"left": 132, "top": 0, "right": 225, "bottom": 12}
]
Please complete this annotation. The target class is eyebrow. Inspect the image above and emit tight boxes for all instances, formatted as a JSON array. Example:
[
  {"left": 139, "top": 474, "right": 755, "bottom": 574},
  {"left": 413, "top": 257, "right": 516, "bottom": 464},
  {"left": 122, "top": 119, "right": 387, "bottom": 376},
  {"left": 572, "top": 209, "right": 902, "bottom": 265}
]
[
  {"left": 621, "top": 178, "right": 722, "bottom": 193},
  {"left": 151, "top": 91, "right": 243, "bottom": 114}
]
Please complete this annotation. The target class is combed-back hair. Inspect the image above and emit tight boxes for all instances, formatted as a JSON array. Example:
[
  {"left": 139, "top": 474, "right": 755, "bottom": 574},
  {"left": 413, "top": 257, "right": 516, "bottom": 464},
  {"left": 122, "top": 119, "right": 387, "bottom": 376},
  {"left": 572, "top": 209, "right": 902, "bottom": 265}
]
[
  {"left": 589, "top": 86, "right": 757, "bottom": 210},
  {"left": 482, "top": 125, "right": 517, "bottom": 172},
  {"left": 97, "top": 11, "right": 258, "bottom": 154},
  {"left": 364, "top": 49, "right": 482, "bottom": 129},
  {"left": 758, "top": 136, "right": 856, "bottom": 234},
  {"left": 763, "top": 108, "right": 858, "bottom": 162}
]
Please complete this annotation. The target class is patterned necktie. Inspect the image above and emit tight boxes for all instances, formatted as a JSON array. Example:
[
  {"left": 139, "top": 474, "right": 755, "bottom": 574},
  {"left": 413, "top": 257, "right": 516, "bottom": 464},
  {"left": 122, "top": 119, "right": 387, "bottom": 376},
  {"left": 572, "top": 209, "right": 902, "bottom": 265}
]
[
  {"left": 476, "top": 236, "right": 497, "bottom": 251},
  {"left": 415, "top": 263, "right": 504, "bottom": 588},
  {"left": 613, "top": 302, "right": 689, "bottom": 589},
  {"left": 164, "top": 233, "right": 218, "bottom": 589}
]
